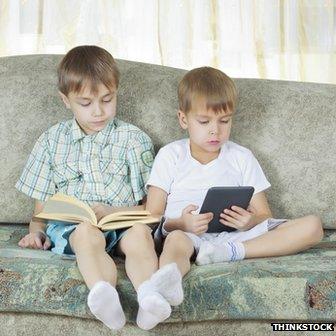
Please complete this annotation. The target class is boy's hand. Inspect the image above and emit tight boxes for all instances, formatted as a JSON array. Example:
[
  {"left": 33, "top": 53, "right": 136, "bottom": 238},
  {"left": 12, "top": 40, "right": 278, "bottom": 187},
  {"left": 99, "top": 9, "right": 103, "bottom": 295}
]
[
  {"left": 91, "top": 204, "right": 115, "bottom": 222},
  {"left": 219, "top": 205, "right": 256, "bottom": 231},
  {"left": 181, "top": 204, "right": 213, "bottom": 235},
  {"left": 18, "top": 231, "right": 51, "bottom": 250}
]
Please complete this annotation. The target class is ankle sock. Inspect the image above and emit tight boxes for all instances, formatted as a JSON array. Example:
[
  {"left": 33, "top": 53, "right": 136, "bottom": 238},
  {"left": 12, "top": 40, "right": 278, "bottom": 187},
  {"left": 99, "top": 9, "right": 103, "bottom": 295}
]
[
  {"left": 87, "top": 281, "right": 126, "bottom": 330},
  {"left": 150, "top": 263, "right": 183, "bottom": 306},
  {"left": 196, "top": 241, "right": 245, "bottom": 265},
  {"left": 136, "top": 280, "right": 171, "bottom": 330}
]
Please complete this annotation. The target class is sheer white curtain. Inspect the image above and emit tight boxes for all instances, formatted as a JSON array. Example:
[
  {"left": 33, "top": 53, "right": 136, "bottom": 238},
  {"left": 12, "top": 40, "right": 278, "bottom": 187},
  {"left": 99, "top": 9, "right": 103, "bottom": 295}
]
[{"left": 0, "top": 0, "right": 335, "bottom": 83}]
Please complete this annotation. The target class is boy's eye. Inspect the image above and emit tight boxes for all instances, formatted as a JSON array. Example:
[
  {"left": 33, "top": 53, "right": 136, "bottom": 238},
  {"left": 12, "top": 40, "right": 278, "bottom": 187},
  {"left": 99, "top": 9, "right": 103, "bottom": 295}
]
[
  {"left": 80, "top": 102, "right": 91, "bottom": 107},
  {"left": 102, "top": 98, "right": 112, "bottom": 103},
  {"left": 198, "top": 120, "right": 209, "bottom": 125},
  {"left": 221, "top": 119, "right": 230, "bottom": 124}
]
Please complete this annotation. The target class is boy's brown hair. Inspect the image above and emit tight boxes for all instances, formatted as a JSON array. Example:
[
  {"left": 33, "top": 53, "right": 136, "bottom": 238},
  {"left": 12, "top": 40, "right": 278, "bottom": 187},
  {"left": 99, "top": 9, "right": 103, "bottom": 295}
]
[
  {"left": 178, "top": 66, "right": 237, "bottom": 114},
  {"left": 58, "top": 45, "right": 120, "bottom": 96}
]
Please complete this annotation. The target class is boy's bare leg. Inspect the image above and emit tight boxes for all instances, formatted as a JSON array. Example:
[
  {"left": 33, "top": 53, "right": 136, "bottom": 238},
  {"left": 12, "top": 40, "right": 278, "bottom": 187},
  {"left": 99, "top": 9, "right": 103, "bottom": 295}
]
[
  {"left": 159, "top": 230, "right": 194, "bottom": 276},
  {"left": 118, "top": 224, "right": 171, "bottom": 330},
  {"left": 70, "top": 221, "right": 125, "bottom": 330},
  {"left": 137, "top": 230, "right": 194, "bottom": 311},
  {"left": 196, "top": 215, "right": 323, "bottom": 265},
  {"left": 117, "top": 224, "right": 159, "bottom": 289},
  {"left": 244, "top": 215, "right": 323, "bottom": 258},
  {"left": 70, "top": 222, "right": 117, "bottom": 289}
]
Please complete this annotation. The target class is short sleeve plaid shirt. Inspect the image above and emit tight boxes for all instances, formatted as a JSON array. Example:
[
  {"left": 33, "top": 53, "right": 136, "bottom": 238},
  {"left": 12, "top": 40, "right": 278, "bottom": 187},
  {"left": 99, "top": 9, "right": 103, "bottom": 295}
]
[{"left": 16, "top": 118, "right": 155, "bottom": 206}]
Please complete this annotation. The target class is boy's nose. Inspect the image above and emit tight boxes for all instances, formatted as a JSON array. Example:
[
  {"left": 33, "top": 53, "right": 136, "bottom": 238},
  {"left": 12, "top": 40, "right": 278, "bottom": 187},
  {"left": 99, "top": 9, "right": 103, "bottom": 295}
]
[
  {"left": 209, "top": 127, "right": 219, "bottom": 135},
  {"left": 92, "top": 105, "right": 103, "bottom": 117}
]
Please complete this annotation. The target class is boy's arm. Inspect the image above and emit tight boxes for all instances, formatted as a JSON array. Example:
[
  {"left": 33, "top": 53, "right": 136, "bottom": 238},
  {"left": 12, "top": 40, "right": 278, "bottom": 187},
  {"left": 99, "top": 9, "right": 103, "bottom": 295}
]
[
  {"left": 146, "top": 186, "right": 213, "bottom": 235},
  {"left": 29, "top": 200, "right": 47, "bottom": 233},
  {"left": 249, "top": 191, "right": 273, "bottom": 224},
  {"left": 145, "top": 185, "right": 183, "bottom": 232},
  {"left": 18, "top": 200, "right": 51, "bottom": 250},
  {"left": 146, "top": 185, "right": 183, "bottom": 230},
  {"left": 145, "top": 186, "right": 167, "bottom": 216}
]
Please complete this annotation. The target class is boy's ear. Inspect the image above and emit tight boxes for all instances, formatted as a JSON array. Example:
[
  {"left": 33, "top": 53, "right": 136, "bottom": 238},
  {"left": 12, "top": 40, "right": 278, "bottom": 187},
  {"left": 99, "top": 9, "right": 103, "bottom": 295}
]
[
  {"left": 59, "top": 91, "right": 71, "bottom": 109},
  {"left": 177, "top": 110, "right": 188, "bottom": 130}
]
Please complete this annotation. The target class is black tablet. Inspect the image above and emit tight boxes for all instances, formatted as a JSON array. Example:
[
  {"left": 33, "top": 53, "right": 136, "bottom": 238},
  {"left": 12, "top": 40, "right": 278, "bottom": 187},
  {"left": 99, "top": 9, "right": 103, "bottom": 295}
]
[{"left": 199, "top": 186, "right": 255, "bottom": 233}]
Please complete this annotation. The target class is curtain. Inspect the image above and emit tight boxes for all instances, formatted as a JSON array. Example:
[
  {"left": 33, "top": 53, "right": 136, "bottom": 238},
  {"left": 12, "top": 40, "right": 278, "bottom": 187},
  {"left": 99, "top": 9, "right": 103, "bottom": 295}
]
[{"left": 0, "top": 0, "right": 335, "bottom": 83}]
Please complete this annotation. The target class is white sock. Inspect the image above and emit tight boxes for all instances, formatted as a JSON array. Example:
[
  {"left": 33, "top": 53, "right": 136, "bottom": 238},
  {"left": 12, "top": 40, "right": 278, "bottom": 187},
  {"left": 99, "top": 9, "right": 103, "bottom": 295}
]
[
  {"left": 136, "top": 280, "right": 171, "bottom": 330},
  {"left": 150, "top": 263, "right": 184, "bottom": 306},
  {"left": 87, "top": 281, "right": 126, "bottom": 330},
  {"left": 196, "top": 241, "right": 245, "bottom": 265}
]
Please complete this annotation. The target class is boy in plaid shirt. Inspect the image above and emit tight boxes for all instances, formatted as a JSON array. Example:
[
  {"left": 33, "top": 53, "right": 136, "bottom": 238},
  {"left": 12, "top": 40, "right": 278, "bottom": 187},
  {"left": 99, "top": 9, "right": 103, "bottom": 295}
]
[{"left": 16, "top": 46, "right": 176, "bottom": 330}]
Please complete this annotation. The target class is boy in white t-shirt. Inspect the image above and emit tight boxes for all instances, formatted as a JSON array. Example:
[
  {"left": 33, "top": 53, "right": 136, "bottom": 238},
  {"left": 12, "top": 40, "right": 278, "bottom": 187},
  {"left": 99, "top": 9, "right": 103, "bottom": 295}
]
[{"left": 146, "top": 66, "right": 323, "bottom": 300}]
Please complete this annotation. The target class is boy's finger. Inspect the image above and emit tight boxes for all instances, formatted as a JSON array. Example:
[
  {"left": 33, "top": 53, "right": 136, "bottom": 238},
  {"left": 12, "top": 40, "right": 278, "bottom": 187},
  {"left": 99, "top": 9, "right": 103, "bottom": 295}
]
[
  {"left": 231, "top": 206, "right": 248, "bottom": 215},
  {"left": 29, "top": 235, "right": 37, "bottom": 248},
  {"left": 184, "top": 204, "right": 199, "bottom": 213},
  {"left": 43, "top": 237, "right": 51, "bottom": 250},
  {"left": 21, "top": 237, "right": 29, "bottom": 247},
  {"left": 197, "top": 219, "right": 212, "bottom": 226},
  {"left": 34, "top": 236, "right": 43, "bottom": 249},
  {"left": 195, "top": 225, "right": 208, "bottom": 235},
  {"left": 197, "top": 212, "right": 213, "bottom": 220},
  {"left": 222, "top": 209, "right": 242, "bottom": 221},
  {"left": 219, "top": 219, "right": 238, "bottom": 229}
]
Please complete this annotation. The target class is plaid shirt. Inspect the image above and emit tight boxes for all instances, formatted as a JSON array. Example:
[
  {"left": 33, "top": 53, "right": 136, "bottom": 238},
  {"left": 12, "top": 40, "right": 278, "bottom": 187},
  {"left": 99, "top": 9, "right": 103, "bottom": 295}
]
[{"left": 16, "top": 118, "right": 154, "bottom": 206}]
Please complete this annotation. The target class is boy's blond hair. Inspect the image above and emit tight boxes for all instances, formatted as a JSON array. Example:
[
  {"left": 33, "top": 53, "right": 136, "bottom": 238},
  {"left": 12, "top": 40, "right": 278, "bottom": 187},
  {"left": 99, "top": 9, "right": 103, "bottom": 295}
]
[
  {"left": 58, "top": 45, "right": 120, "bottom": 96},
  {"left": 178, "top": 67, "right": 237, "bottom": 114}
]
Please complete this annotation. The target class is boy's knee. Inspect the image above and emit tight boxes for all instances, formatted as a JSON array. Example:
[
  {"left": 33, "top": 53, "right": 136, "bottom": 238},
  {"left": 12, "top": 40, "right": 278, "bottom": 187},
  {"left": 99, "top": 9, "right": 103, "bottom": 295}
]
[
  {"left": 305, "top": 215, "right": 324, "bottom": 243},
  {"left": 164, "top": 230, "right": 193, "bottom": 250},
  {"left": 71, "top": 222, "right": 105, "bottom": 248},
  {"left": 121, "top": 224, "right": 154, "bottom": 254}
]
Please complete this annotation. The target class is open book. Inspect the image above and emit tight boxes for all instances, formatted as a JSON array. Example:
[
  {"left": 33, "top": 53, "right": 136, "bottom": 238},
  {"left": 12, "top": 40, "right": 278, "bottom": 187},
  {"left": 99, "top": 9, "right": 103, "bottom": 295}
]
[{"left": 34, "top": 193, "right": 160, "bottom": 231}]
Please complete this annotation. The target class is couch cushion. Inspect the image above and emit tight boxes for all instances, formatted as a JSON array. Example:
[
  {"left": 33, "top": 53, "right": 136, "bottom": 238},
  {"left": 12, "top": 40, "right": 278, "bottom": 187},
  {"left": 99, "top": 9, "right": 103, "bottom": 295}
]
[{"left": 0, "top": 224, "right": 335, "bottom": 322}]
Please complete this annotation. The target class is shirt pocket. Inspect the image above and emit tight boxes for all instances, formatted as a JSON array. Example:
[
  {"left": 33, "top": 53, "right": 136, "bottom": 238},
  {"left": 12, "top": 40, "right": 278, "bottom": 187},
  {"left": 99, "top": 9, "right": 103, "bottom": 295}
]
[
  {"left": 101, "top": 159, "right": 128, "bottom": 175},
  {"left": 102, "top": 160, "right": 133, "bottom": 204},
  {"left": 52, "top": 162, "right": 82, "bottom": 190}
]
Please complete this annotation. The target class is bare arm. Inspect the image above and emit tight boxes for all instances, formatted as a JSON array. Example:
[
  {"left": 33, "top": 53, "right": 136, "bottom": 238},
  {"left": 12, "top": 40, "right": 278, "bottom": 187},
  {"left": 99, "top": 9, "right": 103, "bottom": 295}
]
[
  {"left": 146, "top": 186, "right": 213, "bottom": 235},
  {"left": 248, "top": 191, "right": 273, "bottom": 224},
  {"left": 18, "top": 200, "right": 51, "bottom": 250},
  {"left": 145, "top": 185, "right": 182, "bottom": 231},
  {"left": 29, "top": 200, "right": 47, "bottom": 233}
]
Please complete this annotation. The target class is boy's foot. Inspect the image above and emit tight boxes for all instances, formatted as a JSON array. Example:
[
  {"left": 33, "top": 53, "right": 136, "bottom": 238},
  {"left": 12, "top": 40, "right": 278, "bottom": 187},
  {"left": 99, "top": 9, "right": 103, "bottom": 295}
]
[
  {"left": 137, "top": 280, "right": 172, "bottom": 330},
  {"left": 87, "top": 281, "right": 126, "bottom": 330},
  {"left": 196, "top": 241, "right": 245, "bottom": 265},
  {"left": 150, "top": 263, "right": 184, "bottom": 306}
]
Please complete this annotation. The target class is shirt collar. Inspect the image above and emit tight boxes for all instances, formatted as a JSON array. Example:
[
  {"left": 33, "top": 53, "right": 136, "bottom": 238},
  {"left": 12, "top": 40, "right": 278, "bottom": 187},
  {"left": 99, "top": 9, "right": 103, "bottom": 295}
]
[
  {"left": 93, "top": 119, "right": 116, "bottom": 146},
  {"left": 70, "top": 118, "right": 116, "bottom": 146},
  {"left": 71, "top": 118, "right": 85, "bottom": 143}
]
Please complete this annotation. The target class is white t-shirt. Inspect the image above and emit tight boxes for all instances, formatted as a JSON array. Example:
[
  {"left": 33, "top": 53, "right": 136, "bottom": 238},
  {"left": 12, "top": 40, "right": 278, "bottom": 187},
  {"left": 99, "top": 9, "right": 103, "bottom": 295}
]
[{"left": 146, "top": 139, "right": 271, "bottom": 219}]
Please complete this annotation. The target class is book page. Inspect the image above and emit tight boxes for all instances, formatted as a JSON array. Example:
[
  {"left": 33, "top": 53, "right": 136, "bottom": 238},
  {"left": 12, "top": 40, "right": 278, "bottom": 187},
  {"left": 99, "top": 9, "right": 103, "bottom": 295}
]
[
  {"left": 51, "top": 194, "right": 96, "bottom": 223},
  {"left": 35, "top": 199, "right": 97, "bottom": 226},
  {"left": 100, "top": 216, "right": 160, "bottom": 231},
  {"left": 98, "top": 210, "right": 151, "bottom": 227}
]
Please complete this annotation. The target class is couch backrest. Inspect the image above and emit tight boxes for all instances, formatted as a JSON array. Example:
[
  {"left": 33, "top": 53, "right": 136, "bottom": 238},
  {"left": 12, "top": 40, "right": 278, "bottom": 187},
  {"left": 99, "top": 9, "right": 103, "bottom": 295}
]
[{"left": 0, "top": 55, "right": 335, "bottom": 228}]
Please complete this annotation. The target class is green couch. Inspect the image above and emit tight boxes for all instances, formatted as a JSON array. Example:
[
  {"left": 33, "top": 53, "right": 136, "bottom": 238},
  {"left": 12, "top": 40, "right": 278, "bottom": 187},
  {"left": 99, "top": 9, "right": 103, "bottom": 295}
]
[{"left": 0, "top": 55, "right": 335, "bottom": 335}]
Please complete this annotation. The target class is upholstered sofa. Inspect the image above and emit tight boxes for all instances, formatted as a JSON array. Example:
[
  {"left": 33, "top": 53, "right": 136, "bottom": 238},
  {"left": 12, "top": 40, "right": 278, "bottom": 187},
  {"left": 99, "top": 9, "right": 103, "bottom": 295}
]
[{"left": 0, "top": 55, "right": 335, "bottom": 335}]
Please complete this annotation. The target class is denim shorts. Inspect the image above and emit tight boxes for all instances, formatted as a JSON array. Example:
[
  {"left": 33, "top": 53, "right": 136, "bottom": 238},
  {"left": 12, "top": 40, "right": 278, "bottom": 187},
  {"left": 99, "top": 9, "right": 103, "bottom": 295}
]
[{"left": 46, "top": 220, "right": 127, "bottom": 255}]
